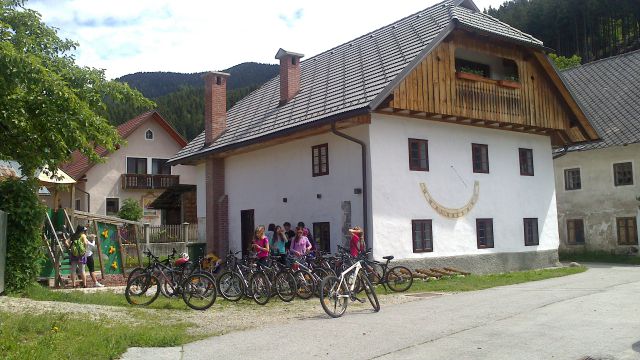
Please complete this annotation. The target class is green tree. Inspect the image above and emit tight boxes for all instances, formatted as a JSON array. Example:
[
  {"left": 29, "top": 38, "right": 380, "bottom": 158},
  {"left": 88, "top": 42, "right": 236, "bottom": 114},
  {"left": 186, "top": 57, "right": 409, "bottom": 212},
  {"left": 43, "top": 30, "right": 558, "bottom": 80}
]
[
  {"left": 118, "top": 198, "right": 143, "bottom": 222},
  {"left": 0, "top": 0, "right": 154, "bottom": 177},
  {"left": 549, "top": 53, "right": 582, "bottom": 70}
]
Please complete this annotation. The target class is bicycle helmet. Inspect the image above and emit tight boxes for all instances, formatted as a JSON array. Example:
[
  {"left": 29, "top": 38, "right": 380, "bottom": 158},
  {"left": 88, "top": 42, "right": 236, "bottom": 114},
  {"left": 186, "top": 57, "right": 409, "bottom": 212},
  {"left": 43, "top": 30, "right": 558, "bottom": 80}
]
[{"left": 175, "top": 252, "right": 190, "bottom": 266}]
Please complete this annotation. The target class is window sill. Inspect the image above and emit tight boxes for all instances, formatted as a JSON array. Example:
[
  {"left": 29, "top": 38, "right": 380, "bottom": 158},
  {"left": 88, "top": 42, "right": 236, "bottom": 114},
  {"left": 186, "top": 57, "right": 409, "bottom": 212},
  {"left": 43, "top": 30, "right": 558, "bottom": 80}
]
[
  {"left": 498, "top": 80, "right": 521, "bottom": 89},
  {"left": 455, "top": 71, "right": 496, "bottom": 84}
]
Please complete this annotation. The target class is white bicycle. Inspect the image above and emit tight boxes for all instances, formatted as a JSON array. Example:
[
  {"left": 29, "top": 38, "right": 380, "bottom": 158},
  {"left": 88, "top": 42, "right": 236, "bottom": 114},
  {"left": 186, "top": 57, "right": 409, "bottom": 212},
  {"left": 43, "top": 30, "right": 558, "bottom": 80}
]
[{"left": 319, "top": 259, "right": 380, "bottom": 318}]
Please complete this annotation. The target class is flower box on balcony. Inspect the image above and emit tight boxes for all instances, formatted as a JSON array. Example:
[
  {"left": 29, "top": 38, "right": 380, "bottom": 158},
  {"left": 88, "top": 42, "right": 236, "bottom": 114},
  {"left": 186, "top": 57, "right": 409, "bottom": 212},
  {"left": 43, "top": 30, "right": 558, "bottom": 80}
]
[
  {"left": 456, "top": 71, "right": 488, "bottom": 82},
  {"left": 498, "top": 80, "right": 521, "bottom": 89}
]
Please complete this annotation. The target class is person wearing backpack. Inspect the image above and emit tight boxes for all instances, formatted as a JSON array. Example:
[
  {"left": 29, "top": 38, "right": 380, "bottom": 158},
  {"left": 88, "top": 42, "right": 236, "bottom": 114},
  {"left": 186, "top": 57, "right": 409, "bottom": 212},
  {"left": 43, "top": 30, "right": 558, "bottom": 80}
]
[{"left": 67, "top": 225, "right": 88, "bottom": 288}]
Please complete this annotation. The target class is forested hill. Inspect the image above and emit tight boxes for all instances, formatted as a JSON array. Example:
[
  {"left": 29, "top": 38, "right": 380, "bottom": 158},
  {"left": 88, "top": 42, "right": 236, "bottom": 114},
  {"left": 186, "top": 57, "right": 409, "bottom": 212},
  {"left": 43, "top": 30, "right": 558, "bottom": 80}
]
[
  {"left": 106, "top": 62, "right": 278, "bottom": 141},
  {"left": 118, "top": 62, "right": 279, "bottom": 99},
  {"left": 486, "top": 0, "right": 640, "bottom": 63}
]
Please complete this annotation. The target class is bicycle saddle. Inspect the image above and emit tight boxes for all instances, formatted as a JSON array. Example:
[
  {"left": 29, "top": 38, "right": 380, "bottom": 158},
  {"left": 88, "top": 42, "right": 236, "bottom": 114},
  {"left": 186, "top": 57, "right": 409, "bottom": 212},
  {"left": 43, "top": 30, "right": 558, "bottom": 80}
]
[{"left": 382, "top": 255, "right": 394, "bottom": 260}]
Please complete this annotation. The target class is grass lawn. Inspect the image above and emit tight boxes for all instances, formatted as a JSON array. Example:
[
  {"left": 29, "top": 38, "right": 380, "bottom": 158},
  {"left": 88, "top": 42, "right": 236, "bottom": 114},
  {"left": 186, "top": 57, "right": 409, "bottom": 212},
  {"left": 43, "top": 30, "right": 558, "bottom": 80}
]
[
  {"left": 0, "top": 311, "right": 199, "bottom": 360},
  {"left": 559, "top": 250, "right": 640, "bottom": 265},
  {"left": 398, "top": 266, "right": 587, "bottom": 293}
]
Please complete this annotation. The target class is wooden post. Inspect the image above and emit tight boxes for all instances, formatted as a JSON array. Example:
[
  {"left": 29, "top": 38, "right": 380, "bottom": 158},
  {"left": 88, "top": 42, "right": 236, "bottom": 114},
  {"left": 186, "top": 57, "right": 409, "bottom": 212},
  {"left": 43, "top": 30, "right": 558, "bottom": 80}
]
[
  {"left": 134, "top": 225, "right": 143, "bottom": 266},
  {"left": 116, "top": 225, "right": 127, "bottom": 275},
  {"left": 144, "top": 223, "right": 150, "bottom": 250},
  {"left": 92, "top": 220, "right": 105, "bottom": 280}
]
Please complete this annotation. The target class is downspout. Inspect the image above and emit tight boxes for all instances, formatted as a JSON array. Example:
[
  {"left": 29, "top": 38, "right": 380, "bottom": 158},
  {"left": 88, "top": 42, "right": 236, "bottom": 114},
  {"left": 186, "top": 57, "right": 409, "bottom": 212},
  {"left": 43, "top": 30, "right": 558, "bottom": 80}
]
[{"left": 331, "top": 122, "right": 368, "bottom": 243}]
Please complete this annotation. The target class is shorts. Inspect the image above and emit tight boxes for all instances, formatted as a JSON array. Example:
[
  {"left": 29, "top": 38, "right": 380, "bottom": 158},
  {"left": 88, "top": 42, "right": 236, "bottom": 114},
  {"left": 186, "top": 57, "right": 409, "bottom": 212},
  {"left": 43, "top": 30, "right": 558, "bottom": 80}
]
[
  {"left": 86, "top": 255, "right": 95, "bottom": 273},
  {"left": 69, "top": 259, "right": 85, "bottom": 276}
]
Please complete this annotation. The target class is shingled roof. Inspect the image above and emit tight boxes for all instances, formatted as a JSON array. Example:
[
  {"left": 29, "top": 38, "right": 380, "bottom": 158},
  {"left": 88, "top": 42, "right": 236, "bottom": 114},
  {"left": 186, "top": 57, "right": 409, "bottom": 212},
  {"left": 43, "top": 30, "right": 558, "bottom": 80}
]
[
  {"left": 171, "top": 0, "right": 545, "bottom": 164},
  {"left": 561, "top": 50, "right": 640, "bottom": 151},
  {"left": 62, "top": 111, "right": 187, "bottom": 180}
]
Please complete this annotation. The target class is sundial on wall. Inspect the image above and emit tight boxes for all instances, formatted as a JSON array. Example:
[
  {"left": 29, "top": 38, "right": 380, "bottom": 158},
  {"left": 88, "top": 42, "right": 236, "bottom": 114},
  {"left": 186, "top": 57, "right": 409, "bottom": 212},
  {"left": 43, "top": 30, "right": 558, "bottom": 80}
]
[{"left": 419, "top": 181, "right": 480, "bottom": 219}]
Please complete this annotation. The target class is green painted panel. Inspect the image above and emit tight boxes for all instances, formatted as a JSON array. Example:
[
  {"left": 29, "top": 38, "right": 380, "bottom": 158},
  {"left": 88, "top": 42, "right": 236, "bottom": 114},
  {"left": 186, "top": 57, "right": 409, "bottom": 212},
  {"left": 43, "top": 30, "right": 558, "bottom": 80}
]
[{"left": 96, "top": 222, "right": 123, "bottom": 274}]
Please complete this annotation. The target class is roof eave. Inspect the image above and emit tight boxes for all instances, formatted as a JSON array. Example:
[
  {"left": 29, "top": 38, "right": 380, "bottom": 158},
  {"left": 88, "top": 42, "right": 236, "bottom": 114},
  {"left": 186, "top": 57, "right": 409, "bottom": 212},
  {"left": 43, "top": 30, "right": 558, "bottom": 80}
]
[{"left": 167, "top": 107, "right": 371, "bottom": 165}]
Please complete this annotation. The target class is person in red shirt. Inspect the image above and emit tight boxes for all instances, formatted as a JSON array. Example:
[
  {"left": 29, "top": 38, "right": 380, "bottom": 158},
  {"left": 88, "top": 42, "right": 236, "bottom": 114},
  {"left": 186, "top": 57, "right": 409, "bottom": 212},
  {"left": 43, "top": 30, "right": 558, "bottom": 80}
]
[{"left": 349, "top": 226, "right": 364, "bottom": 257}]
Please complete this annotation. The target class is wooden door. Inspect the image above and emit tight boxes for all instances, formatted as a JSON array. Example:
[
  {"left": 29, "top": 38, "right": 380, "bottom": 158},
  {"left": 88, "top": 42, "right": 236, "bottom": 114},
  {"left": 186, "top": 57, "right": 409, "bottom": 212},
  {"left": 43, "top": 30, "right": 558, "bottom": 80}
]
[{"left": 240, "top": 210, "right": 254, "bottom": 257}]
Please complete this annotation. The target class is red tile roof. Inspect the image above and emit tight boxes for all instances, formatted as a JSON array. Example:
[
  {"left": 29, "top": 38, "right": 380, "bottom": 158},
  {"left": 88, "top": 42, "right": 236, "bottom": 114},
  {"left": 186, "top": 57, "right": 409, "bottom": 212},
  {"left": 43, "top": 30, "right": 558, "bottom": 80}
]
[{"left": 61, "top": 111, "right": 187, "bottom": 180}]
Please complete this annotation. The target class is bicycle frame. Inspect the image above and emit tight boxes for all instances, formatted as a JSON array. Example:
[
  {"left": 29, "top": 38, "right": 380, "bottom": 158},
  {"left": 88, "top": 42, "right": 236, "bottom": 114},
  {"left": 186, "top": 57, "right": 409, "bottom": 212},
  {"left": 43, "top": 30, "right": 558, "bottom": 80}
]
[{"left": 337, "top": 260, "right": 363, "bottom": 296}]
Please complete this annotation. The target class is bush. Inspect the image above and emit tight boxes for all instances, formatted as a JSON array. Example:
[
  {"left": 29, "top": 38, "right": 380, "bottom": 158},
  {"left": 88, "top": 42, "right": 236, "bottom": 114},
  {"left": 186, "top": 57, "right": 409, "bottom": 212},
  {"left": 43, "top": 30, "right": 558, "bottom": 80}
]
[
  {"left": 118, "top": 198, "right": 143, "bottom": 222},
  {"left": 0, "top": 178, "right": 46, "bottom": 293}
]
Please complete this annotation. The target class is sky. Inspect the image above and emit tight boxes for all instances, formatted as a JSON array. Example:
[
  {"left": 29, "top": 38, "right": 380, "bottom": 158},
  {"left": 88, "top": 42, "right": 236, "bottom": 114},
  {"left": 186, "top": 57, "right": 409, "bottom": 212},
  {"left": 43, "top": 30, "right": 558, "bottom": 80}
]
[{"left": 28, "top": 0, "right": 509, "bottom": 79}]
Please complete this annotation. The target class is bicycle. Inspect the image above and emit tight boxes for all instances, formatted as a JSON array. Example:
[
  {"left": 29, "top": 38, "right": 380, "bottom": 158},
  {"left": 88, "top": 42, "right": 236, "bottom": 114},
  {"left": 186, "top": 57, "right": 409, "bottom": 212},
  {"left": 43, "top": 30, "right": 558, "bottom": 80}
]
[
  {"left": 125, "top": 249, "right": 217, "bottom": 310},
  {"left": 249, "top": 257, "right": 297, "bottom": 305},
  {"left": 319, "top": 258, "right": 380, "bottom": 318},
  {"left": 358, "top": 250, "right": 413, "bottom": 292}
]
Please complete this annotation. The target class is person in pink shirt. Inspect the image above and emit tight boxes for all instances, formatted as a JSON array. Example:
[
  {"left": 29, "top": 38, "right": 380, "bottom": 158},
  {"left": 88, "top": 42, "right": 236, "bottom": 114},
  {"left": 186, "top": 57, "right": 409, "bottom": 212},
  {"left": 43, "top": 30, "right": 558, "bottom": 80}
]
[
  {"left": 289, "top": 227, "right": 312, "bottom": 258},
  {"left": 252, "top": 225, "right": 270, "bottom": 268},
  {"left": 349, "top": 226, "right": 364, "bottom": 257}
]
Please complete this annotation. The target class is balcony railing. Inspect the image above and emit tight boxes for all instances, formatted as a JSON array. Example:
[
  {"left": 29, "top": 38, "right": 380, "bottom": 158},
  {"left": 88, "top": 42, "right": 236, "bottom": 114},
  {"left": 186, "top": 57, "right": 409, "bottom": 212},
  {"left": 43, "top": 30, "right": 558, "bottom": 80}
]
[
  {"left": 121, "top": 174, "right": 180, "bottom": 190},
  {"left": 454, "top": 75, "right": 522, "bottom": 119}
]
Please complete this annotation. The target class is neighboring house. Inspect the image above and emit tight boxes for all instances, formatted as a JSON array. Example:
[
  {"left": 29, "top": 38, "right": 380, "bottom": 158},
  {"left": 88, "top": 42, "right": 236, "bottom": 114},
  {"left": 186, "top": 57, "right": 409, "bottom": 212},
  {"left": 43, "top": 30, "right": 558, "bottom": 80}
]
[
  {"left": 169, "top": 0, "right": 598, "bottom": 272},
  {"left": 554, "top": 50, "right": 640, "bottom": 253},
  {"left": 61, "top": 111, "right": 197, "bottom": 225}
]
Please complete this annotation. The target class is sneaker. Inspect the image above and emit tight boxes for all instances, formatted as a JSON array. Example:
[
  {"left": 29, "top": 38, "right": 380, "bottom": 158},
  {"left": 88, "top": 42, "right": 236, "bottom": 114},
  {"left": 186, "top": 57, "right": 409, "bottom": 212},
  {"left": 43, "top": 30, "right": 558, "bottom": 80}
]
[{"left": 95, "top": 282, "right": 105, "bottom": 288}]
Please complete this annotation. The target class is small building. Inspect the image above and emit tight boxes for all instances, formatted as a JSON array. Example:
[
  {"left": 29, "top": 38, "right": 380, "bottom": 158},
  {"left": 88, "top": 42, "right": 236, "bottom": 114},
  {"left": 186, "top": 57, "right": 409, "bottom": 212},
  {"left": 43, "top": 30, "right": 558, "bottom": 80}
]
[
  {"left": 554, "top": 50, "right": 640, "bottom": 253},
  {"left": 169, "top": 0, "right": 598, "bottom": 272},
  {"left": 61, "top": 111, "right": 197, "bottom": 225}
]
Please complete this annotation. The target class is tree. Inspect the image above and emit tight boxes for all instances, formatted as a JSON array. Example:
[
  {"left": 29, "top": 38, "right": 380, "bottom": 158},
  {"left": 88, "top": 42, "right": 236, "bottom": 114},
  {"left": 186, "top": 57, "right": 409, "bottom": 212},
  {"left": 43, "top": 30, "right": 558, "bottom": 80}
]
[
  {"left": 0, "top": 0, "right": 154, "bottom": 177},
  {"left": 549, "top": 53, "right": 582, "bottom": 70},
  {"left": 118, "top": 198, "right": 143, "bottom": 222}
]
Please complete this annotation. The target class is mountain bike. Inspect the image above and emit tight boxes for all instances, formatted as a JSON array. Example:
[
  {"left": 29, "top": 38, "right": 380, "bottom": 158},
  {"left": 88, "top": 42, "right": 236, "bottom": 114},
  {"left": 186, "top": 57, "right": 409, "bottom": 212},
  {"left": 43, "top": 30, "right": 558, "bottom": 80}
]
[
  {"left": 319, "top": 259, "right": 379, "bottom": 318},
  {"left": 358, "top": 251, "right": 413, "bottom": 292},
  {"left": 249, "top": 258, "right": 297, "bottom": 305}
]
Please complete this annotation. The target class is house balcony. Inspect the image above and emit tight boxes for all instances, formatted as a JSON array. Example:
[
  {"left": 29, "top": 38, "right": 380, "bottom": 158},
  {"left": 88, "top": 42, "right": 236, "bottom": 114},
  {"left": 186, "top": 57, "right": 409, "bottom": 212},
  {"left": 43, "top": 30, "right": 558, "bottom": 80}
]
[{"left": 121, "top": 174, "right": 180, "bottom": 190}]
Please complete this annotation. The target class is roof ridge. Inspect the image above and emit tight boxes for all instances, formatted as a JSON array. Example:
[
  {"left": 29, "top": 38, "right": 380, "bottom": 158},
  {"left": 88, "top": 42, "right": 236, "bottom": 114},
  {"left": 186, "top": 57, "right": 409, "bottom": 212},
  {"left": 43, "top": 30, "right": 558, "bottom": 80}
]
[
  {"left": 457, "top": 7, "right": 542, "bottom": 45},
  {"left": 562, "top": 49, "right": 640, "bottom": 73}
]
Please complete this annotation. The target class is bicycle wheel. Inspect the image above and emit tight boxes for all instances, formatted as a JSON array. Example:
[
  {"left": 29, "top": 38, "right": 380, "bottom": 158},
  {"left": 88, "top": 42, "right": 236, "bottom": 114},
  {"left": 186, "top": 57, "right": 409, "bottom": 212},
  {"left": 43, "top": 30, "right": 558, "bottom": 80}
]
[
  {"left": 365, "top": 262, "right": 384, "bottom": 285},
  {"left": 274, "top": 271, "right": 296, "bottom": 302},
  {"left": 182, "top": 273, "right": 217, "bottom": 310},
  {"left": 126, "top": 267, "right": 144, "bottom": 283},
  {"left": 160, "top": 274, "right": 179, "bottom": 298},
  {"left": 217, "top": 271, "right": 244, "bottom": 301},
  {"left": 125, "top": 273, "right": 160, "bottom": 306},
  {"left": 319, "top": 275, "right": 348, "bottom": 318},
  {"left": 293, "top": 270, "right": 314, "bottom": 299},
  {"left": 250, "top": 271, "right": 271, "bottom": 305},
  {"left": 359, "top": 273, "right": 380, "bottom": 312},
  {"left": 386, "top": 266, "right": 414, "bottom": 292}
]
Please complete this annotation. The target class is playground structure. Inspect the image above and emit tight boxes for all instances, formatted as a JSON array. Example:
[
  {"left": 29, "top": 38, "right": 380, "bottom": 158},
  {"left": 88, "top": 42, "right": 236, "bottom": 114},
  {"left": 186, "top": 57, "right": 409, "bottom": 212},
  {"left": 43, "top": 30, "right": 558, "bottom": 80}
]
[{"left": 41, "top": 208, "right": 198, "bottom": 288}]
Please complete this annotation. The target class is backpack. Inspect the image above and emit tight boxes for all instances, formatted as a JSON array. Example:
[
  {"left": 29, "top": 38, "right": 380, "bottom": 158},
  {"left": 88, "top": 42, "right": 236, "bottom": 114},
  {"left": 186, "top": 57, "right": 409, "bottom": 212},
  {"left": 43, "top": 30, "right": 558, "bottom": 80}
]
[{"left": 69, "top": 236, "right": 86, "bottom": 257}]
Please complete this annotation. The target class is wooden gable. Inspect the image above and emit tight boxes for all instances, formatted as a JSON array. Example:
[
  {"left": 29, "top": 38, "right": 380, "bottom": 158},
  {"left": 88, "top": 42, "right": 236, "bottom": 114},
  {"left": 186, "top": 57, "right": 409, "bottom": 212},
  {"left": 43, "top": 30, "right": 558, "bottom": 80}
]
[{"left": 377, "top": 30, "right": 598, "bottom": 146}]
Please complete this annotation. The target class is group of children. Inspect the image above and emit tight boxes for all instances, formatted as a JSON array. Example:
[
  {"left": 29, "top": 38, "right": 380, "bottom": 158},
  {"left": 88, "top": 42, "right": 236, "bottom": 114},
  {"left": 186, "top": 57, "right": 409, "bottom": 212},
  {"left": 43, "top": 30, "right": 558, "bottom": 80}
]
[{"left": 251, "top": 221, "right": 366, "bottom": 266}]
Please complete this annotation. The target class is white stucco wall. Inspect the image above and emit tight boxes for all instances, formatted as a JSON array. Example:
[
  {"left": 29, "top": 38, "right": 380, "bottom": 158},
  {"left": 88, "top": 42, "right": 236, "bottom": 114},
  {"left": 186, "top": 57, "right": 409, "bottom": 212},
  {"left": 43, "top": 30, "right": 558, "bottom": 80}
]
[
  {"left": 554, "top": 143, "right": 640, "bottom": 251},
  {"left": 82, "top": 120, "right": 197, "bottom": 225},
  {"left": 222, "top": 127, "right": 368, "bottom": 253},
  {"left": 368, "top": 113, "right": 559, "bottom": 259}
]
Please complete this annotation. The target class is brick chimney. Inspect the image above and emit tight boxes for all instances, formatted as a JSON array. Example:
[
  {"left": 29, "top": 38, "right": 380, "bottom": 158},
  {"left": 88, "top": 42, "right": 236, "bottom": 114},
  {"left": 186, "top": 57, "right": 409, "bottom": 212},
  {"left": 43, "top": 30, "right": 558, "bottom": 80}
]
[
  {"left": 275, "top": 48, "right": 304, "bottom": 105},
  {"left": 204, "top": 71, "right": 230, "bottom": 146}
]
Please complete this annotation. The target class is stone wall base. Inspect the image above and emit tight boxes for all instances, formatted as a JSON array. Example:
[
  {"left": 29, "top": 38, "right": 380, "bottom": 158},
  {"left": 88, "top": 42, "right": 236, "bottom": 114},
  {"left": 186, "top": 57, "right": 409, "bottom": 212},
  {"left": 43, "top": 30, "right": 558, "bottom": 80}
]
[{"left": 391, "top": 249, "right": 560, "bottom": 275}]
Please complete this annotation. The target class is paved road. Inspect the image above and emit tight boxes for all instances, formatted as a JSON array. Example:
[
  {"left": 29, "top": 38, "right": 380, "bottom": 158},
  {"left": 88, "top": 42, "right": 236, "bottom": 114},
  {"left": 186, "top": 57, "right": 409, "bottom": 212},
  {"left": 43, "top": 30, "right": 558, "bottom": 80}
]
[{"left": 123, "top": 264, "right": 640, "bottom": 360}]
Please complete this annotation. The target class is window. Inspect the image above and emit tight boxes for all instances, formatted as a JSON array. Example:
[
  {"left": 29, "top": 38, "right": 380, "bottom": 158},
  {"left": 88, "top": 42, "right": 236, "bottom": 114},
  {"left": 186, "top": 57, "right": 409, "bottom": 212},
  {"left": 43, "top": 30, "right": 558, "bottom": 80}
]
[
  {"left": 523, "top": 218, "right": 539, "bottom": 246},
  {"left": 75, "top": 199, "right": 81, "bottom": 211},
  {"left": 564, "top": 168, "right": 581, "bottom": 190},
  {"left": 408, "top": 139, "right": 429, "bottom": 171},
  {"left": 152, "top": 159, "right": 171, "bottom": 175},
  {"left": 476, "top": 219, "right": 494, "bottom": 248},
  {"left": 412, "top": 220, "right": 433, "bottom": 253},
  {"left": 519, "top": 148, "right": 534, "bottom": 176},
  {"left": 313, "top": 222, "right": 330, "bottom": 253},
  {"left": 503, "top": 59, "right": 519, "bottom": 81},
  {"left": 312, "top": 144, "right": 329, "bottom": 177},
  {"left": 567, "top": 219, "right": 585, "bottom": 245},
  {"left": 472, "top": 143, "right": 489, "bottom": 173},
  {"left": 127, "top": 157, "right": 147, "bottom": 174},
  {"left": 455, "top": 58, "right": 490, "bottom": 78},
  {"left": 613, "top": 162, "right": 633, "bottom": 186},
  {"left": 145, "top": 129, "right": 154, "bottom": 140},
  {"left": 617, "top": 217, "right": 638, "bottom": 245},
  {"left": 106, "top": 198, "right": 119, "bottom": 216}
]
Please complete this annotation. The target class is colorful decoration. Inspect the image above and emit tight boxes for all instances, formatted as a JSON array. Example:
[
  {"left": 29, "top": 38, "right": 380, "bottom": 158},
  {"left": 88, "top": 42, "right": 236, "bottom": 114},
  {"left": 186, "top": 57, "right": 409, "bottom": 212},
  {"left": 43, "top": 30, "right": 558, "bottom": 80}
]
[
  {"left": 111, "top": 261, "right": 118, "bottom": 270},
  {"left": 97, "top": 222, "right": 123, "bottom": 275},
  {"left": 108, "top": 246, "right": 116, "bottom": 255},
  {"left": 101, "top": 229, "right": 109, "bottom": 239},
  {"left": 420, "top": 181, "right": 480, "bottom": 219}
]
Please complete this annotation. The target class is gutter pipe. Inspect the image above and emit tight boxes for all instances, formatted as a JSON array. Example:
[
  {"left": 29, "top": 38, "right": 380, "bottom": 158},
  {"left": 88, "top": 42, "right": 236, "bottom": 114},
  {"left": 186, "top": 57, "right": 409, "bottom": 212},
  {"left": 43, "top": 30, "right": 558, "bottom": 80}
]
[{"left": 331, "top": 122, "right": 369, "bottom": 243}]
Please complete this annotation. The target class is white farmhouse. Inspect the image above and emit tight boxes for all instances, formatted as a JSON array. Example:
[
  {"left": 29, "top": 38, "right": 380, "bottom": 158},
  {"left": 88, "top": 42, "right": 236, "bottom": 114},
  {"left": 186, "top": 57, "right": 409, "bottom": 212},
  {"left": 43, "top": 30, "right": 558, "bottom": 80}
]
[
  {"left": 169, "top": 0, "right": 598, "bottom": 272},
  {"left": 555, "top": 50, "right": 640, "bottom": 253}
]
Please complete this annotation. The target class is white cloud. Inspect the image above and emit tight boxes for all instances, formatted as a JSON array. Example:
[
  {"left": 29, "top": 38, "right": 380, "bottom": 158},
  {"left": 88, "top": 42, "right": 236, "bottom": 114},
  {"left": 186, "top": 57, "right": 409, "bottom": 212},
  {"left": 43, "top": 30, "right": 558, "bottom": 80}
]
[{"left": 27, "top": 0, "right": 508, "bottom": 79}]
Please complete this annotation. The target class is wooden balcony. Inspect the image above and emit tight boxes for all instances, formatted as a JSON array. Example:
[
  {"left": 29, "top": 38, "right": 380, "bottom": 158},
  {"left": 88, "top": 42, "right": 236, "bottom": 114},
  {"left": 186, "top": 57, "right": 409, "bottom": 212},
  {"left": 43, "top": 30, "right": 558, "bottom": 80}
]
[
  {"left": 454, "top": 75, "right": 522, "bottom": 121},
  {"left": 121, "top": 174, "right": 180, "bottom": 190}
]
